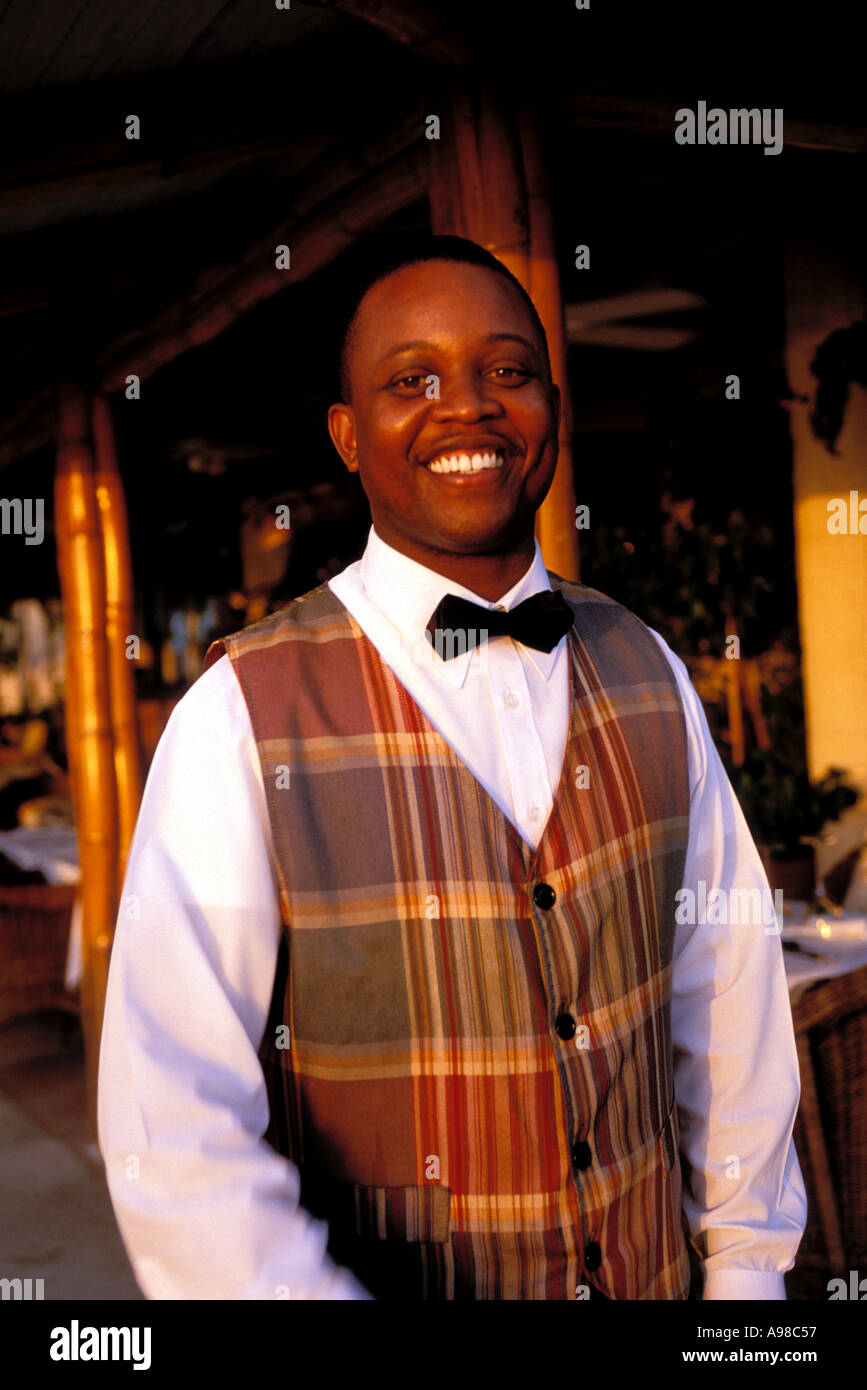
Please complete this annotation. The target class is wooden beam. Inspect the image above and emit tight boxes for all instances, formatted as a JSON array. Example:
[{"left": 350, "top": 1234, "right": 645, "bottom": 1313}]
[
  {"left": 97, "top": 146, "right": 427, "bottom": 393},
  {"left": 566, "top": 93, "right": 867, "bottom": 153},
  {"left": 0, "top": 48, "right": 358, "bottom": 190},
  {"left": 54, "top": 383, "right": 119, "bottom": 1143},
  {"left": 287, "top": 110, "right": 420, "bottom": 224},
  {"left": 0, "top": 391, "right": 54, "bottom": 470},
  {"left": 299, "top": 0, "right": 468, "bottom": 63},
  {"left": 0, "top": 127, "right": 427, "bottom": 470},
  {"left": 0, "top": 134, "right": 327, "bottom": 219}
]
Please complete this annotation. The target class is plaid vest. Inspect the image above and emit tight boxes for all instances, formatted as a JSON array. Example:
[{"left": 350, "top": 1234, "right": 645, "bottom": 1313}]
[{"left": 203, "top": 574, "right": 694, "bottom": 1300}]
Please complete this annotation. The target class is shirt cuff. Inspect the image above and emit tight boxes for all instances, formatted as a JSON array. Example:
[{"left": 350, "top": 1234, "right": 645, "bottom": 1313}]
[{"left": 702, "top": 1269, "right": 788, "bottom": 1300}]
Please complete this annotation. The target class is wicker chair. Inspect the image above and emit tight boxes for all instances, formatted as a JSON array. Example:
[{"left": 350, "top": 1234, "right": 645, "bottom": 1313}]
[
  {"left": 0, "top": 881, "right": 79, "bottom": 1028},
  {"left": 786, "top": 962, "right": 867, "bottom": 1298}
]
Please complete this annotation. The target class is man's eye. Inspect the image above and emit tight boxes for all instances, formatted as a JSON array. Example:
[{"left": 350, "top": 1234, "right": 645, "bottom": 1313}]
[
  {"left": 393, "top": 375, "right": 426, "bottom": 390},
  {"left": 488, "top": 366, "right": 532, "bottom": 381}
]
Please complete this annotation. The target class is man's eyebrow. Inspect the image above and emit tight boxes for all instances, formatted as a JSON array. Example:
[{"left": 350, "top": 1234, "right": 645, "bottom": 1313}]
[
  {"left": 378, "top": 340, "right": 432, "bottom": 362},
  {"left": 377, "top": 333, "right": 540, "bottom": 364}
]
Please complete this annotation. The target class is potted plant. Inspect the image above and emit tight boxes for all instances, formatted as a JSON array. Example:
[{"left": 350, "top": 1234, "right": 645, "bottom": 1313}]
[{"left": 729, "top": 752, "right": 859, "bottom": 901}]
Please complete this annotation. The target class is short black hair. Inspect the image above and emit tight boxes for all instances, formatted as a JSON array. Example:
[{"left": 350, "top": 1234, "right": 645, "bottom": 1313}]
[{"left": 336, "top": 232, "right": 552, "bottom": 404}]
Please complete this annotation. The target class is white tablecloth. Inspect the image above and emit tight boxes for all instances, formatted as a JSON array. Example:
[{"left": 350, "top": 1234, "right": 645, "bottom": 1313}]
[
  {"left": 781, "top": 904, "right": 867, "bottom": 998},
  {"left": 0, "top": 825, "right": 79, "bottom": 883}
]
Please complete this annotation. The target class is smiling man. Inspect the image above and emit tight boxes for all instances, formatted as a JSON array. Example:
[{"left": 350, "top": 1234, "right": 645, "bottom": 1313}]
[
  {"left": 98, "top": 233, "right": 806, "bottom": 1301},
  {"left": 328, "top": 247, "right": 559, "bottom": 598}
]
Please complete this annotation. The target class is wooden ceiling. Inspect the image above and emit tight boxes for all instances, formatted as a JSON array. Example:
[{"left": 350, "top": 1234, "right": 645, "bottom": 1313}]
[
  {"left": 0, "top": 0, "right": 862, "bottom": 471},
  {"left": 0, "top": 0, "right": 334, "bottom": 92},
  {"left": 0, "top": 0, "right": 449, "bottom": 462}
]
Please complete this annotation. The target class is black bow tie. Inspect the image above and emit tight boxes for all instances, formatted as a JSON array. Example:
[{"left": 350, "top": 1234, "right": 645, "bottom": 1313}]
[{"left": 425, "top": 589, "right": 574, "bottom": 660}]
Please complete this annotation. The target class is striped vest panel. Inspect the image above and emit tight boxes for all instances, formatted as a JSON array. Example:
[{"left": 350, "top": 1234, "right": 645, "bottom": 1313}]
[{"left": 203, "top": 575, "right": 693, "bottom": 1300}]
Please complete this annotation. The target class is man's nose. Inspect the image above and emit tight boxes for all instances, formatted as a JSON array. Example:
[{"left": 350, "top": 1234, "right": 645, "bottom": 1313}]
[{"left": 430, "top": 372, "right": 502, "bottom": 419}]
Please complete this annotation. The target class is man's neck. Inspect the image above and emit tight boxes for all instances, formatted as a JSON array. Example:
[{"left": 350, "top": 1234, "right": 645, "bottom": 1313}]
[{"left": 378, "top": 533, "right": 538, "bottom": 603}]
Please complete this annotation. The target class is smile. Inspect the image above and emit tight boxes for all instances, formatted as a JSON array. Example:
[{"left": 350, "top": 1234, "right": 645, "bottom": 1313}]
[{"left": 425, "top": 450, "right": 506, "bottom": 475}]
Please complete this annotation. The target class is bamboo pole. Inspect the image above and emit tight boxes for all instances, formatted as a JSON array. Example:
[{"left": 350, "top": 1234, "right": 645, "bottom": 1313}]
[
  {"left": 427, "top": 85, "right": 529, "bottom": 282},
  {"left": 427, "top": 83, "right": 580, "bottom": 580},
  {"left": 518, "top": 106, "right": 579, "bottom": 582},
  {"left": 55, "top": 382, "right": 120, "bottom": 1143},
  {"left": 91, "top": 394, "right": 143, "bottom": 894}
]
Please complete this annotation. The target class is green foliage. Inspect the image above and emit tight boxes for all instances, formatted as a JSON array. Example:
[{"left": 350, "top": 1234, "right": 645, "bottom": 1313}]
[
  {"left": 584, "top": 510, "right": 777, "bottom": 659},
  {"left": 583, "top": 503, "right": 859, "bottom": 853},
  {"left": 729, "top": 756, "right": 859, "bottom": 856}
]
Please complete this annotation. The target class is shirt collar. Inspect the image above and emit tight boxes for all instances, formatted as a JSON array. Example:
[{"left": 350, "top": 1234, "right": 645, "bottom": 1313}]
[{"left": 356, "top": 526, "right": 563, "bottom": 688}]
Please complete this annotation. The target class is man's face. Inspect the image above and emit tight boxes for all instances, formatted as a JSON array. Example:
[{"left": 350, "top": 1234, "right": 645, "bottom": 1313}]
[{"left": 328, "top": 260, "right": 560, "bottom": 566}]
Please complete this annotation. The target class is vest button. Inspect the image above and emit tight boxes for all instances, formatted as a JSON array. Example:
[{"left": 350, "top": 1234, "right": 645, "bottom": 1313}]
[
  {"left": 571, "top": 1140, "right": 592, "bottom": 1170},
  {"left": 532, "top": 882, "right": 556, "bottom": 910},
  {"left": 584, "top": 1241, "right": 602, "bottom": 1272},
  {"left": 555, "top": 1012, "right": 577, "bottom": 1040}
]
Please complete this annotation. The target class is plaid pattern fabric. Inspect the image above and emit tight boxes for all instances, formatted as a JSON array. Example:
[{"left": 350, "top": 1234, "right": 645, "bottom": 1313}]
[{"left": 203, "top": 575, "right": 693, "bottom": 1300}]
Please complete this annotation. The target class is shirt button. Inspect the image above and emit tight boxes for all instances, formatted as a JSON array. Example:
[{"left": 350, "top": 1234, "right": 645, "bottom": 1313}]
[
  {"left": 528, "top": 804, "right": 541, "bottom": 823},
  {"left": 584, "top": 1241, "right": 602, "bottom": 1272},
  {"left": 503, "top": 689, "right": 520, "bottom": 709},
  {"left": 572, "top": 1140, "right": 592, "bottom": 1170},
  {"left": 555, "top": 1012, "right": 577, "bottom": 1040},
  {"left": 532, "top": 883, "right": 556, "bottom": 910}
]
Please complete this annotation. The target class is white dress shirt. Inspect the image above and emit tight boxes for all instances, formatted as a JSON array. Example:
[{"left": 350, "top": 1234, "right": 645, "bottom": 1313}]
[{"left": 98, "top": 525, "right": 807, "bottom": 1300}]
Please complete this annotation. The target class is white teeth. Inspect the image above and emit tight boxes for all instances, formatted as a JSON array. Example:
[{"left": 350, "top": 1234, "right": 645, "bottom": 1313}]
[{"left": 427, "top": 450, "right": 505, "bottom": 475}]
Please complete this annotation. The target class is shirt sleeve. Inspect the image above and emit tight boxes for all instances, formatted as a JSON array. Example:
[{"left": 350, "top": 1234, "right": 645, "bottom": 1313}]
[
  {"left": 648, "top": 630, "right": 808, "bottom": 1301},
  {"left": 97, "top": 655, "right": 374, "bottom": 1300}
]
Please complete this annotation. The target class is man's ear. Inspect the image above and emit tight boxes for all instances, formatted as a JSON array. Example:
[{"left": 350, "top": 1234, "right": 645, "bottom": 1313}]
[
  {"left": 551, "top": 381, "right": 562, "bottom": 436},
  {"left": 327, "top": 403, "right": 359, "bottom": 472}
]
